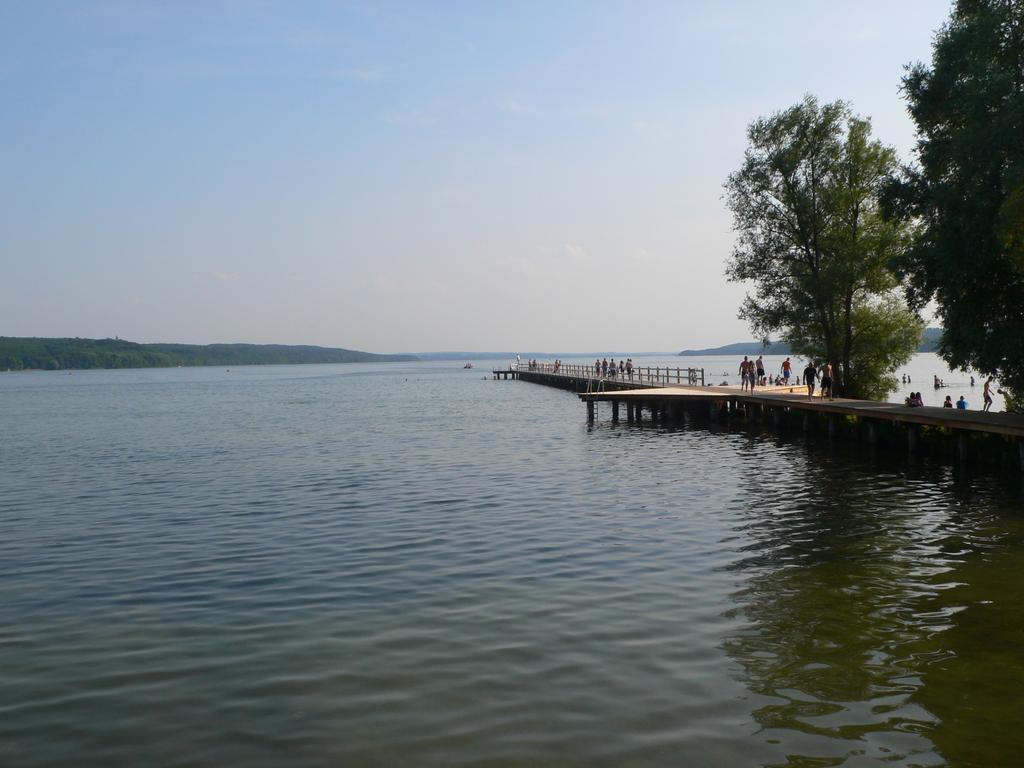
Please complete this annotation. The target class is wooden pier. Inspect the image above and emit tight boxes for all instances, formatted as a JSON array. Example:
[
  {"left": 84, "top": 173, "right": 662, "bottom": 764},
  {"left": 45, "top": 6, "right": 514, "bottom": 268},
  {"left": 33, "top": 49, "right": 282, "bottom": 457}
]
[{"left": 500, "top": 363, "right": 1024, "bottom": 468}]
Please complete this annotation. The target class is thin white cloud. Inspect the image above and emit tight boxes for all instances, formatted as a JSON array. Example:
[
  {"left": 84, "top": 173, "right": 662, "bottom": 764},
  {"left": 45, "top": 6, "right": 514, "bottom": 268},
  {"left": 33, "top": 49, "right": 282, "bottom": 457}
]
[
  {"left": 630, "top": 119, "right": 672, "bottom": 138},
  {"left": 537, "top": 242, "right": 587, "bottom": 261},
  {"left": 560, "top": 242, "right": 586, "bottom": 260},
  {"left": 371, "top": 272, "right": 445, "bottom": 296},
  {"left": 385, "top": 111, "right": 439, "bottom": 126},
  {"left": 496, "top": 96, "right": 535, "bottom": 114},
  {"left": 212, "top": 271, "right": 240, "bottom": 282},
  {"left": 325, "top": 67, "right": 384, "bottom": 83}
]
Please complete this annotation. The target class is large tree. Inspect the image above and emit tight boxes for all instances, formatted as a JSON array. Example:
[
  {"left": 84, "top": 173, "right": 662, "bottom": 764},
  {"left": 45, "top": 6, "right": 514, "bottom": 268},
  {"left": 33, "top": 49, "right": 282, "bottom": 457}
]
[
  {"left": 725, "top": 95, "right": 922, "bottom": 400},
  {"left": 886, "top": 0, "right": 1024, "bottom": 409}
]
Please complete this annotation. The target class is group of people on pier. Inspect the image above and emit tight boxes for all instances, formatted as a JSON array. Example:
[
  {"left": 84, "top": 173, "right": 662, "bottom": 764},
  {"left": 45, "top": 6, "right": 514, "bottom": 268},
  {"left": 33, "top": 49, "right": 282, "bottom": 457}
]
[
  {"left": 594, "top": 357, "right": 634, "bottom": 379},
  {"left": 738, "top": 356, "right": 767, "bottom": 391},
  {"left": 801, "top": 360, "right": 835, "bottom": 401},
  {"left": 935, "top": 394, "right": 970, "bottom": 409},
  {"left": 911, "top": 375, "right": 995, "bottom": 411},
  {"left": 739, "top": 355, "right": 835, "bottom": 401}
]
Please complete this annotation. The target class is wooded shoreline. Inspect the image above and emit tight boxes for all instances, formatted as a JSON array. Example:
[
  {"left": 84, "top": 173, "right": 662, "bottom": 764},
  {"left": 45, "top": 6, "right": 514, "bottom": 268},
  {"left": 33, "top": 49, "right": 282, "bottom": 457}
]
[{"left": 0, "top": 337, "right": 417, "bottom": 371}]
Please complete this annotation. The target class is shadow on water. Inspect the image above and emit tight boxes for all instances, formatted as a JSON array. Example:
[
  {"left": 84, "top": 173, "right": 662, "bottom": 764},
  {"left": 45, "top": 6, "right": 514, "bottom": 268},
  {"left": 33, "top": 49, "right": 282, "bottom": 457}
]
[{"left": 703, "top": 422, "right": 1024, "bottom": 766}]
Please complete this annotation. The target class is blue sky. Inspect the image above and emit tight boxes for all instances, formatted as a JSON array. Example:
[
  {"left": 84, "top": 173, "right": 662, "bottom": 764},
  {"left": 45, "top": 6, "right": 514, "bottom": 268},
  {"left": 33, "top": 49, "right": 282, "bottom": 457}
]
[{"left": 1, "top": 1, "right": 952, "bottom": 352}]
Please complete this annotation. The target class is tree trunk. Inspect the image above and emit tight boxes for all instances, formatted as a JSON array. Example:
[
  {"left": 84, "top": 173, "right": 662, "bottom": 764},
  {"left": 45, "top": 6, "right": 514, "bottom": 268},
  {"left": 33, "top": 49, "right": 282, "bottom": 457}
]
[{"left": 842, "top": 293, "right": 854, "bottom": 397}]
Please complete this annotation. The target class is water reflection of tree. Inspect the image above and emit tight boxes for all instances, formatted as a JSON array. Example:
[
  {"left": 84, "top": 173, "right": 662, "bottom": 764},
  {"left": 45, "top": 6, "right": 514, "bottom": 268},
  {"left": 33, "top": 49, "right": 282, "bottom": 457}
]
[{"left": 719, "top": 439, "right": 1019, "bottom": 766}]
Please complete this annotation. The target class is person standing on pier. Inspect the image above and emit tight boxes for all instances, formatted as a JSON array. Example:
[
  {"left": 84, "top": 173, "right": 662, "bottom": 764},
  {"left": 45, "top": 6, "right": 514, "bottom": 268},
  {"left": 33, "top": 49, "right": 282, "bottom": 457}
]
[
  {"left": 756, "top": 355, "right": 766, "bottom": 387},
  {"left": 626, "top": 358, "right": 633, "bottom": 379},
  {"left": 781, "top": 357, "right": 792, "bottom": 384},
  {"left": 820, "top": 361, "right": 834, "bottom": 400},
  {"left": 739, "top": 356, "right": 751, "bottom": 392},
  {"left": 803, "top": 361, "right": 817, "bottom": 400},
  {"left": 983, "top": 377, "right": 994, "bottom": 411}
]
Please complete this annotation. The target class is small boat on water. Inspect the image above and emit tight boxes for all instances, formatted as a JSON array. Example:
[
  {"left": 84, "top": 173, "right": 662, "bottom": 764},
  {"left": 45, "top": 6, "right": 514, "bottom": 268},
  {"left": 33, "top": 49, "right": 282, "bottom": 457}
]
[{"left": 463, "top": 363, "right": 474, "bottom": 369}]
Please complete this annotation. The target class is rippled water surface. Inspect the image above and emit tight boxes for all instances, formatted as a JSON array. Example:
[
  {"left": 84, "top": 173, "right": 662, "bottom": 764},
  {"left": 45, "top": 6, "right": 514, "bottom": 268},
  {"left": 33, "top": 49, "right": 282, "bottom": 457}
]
[{"left": 3, "top": 361, "right": 1024, "bottom": 767}]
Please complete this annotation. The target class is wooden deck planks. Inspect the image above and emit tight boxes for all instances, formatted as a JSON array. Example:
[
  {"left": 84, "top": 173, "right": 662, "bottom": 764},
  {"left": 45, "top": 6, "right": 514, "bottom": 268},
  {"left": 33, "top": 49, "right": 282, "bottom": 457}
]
[{"left": 582, "top": 383, "right": 1024, "bottom": 438}]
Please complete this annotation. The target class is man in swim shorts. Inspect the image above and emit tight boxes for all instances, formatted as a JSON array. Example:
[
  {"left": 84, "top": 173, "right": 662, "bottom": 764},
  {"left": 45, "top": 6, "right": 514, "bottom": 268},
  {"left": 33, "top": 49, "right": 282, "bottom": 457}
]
[
  {"left": 739, "top": 356, "right": 751, "bottom": 392},
  {"left": 803, "top": 362, "right": 817, "bottom": 400},
  {"left": 820, "top": 361, "right": 834, "bottom": 400}
]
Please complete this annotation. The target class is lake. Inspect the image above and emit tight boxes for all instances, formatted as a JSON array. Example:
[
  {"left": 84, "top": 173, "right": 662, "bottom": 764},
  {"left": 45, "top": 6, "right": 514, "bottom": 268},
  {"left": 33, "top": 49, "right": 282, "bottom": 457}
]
[{"left": 2, "top": 356, "right": 1022, "bottom": 766}]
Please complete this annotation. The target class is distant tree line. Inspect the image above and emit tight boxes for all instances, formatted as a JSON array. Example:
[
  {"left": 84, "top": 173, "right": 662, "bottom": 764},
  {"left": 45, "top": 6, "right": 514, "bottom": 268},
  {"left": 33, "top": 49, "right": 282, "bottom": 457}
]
[
  {"left": 724, "top": 0, "right": 1023, "bottom": 406},
  {"left": 0, "top": 337, "right": 417, "bottom": 371}
]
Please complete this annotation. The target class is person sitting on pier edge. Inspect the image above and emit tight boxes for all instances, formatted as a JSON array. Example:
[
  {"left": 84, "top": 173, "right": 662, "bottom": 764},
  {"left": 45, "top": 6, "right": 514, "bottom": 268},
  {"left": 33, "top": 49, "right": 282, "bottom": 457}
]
[
  {"left": 906, "top": 392, "right": 923, "bottom": 407},
  {"left": 943, "top": 395, "right": 953, "bottom": 408},
  {"left": 781, "top": 357, "right": 792, "bottom": 383},
  {"left": 957, "top": 395, "right": 968, "bottom": 410},
  {"left": 803, "top": 361, "right": 817, "bottom": 400}
]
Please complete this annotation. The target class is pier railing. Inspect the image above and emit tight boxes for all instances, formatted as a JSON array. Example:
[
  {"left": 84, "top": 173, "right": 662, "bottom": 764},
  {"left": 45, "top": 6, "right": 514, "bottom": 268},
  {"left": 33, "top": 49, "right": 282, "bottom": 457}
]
[{"left": 516, "top": 362, "right": 704, "bottom": 387}]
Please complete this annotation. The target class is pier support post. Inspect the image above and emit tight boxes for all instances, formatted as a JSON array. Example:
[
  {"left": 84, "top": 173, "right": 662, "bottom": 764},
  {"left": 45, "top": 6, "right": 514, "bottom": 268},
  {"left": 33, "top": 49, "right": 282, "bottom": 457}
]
[
  {"left": 709, "top": 401, "right": 719, "bottom": 421},
  {"left": 908, "top": 425, "right": 919, "bottom": 454},
  {"left": 612, "top": 401, "right": 619, "bottom": 423},
  {"left": 772, "top": 408, "right": 782, "bottom": 428},
  {"left": 626, "top": 402, "right": 634, "bottom": 423},
  {"left": 828, "top": 415, "right": 837, "bottom": 439},
  {"left": 866, "top": 421, "right": 878, "bottom": 445},
  {"left": 587, "top": 399, "right": 595, "bottom": 423},
  {"left": 1019, "top": 440, "right": 1024, "bottom": 471},
  {"left": 958, "top": 431, "right": 969, "bottom": 462}
]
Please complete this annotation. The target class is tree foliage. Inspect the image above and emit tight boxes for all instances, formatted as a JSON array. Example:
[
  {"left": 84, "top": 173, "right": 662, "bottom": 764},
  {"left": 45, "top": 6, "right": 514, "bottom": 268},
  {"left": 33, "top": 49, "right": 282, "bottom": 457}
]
[
  {"left": 724, "top": 95, "right": 922, "bottom": 399},
  {"left": 885, "top": 0, "right": 1024, "bottom": 409}
]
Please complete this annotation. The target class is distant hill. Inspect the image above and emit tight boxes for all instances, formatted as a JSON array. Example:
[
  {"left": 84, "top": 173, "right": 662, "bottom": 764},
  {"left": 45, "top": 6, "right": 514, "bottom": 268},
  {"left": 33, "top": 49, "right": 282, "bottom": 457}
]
[
  {"left": 0, "top": 337, "right": 417, "bottom": 371},
  {"left": 917, "top": 327, "right": 942, "bottom": 352},
  {"left": 677, "top": 340, "right": 792, "bottom": 356},
  {"left": 679, "top": 327, "right": 943, "bottom": 356}
]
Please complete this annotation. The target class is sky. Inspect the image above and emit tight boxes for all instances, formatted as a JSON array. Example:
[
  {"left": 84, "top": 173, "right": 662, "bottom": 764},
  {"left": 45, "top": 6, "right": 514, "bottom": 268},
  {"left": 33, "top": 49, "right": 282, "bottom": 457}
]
[{"left": 1, "top": 1, "right": 953, "bottom": 353}]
